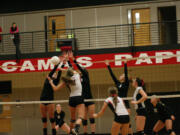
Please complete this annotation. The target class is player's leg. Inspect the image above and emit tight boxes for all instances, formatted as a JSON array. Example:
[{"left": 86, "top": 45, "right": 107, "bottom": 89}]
[
  {"left": 121, "top": 123, "right": 129, "bottom": 135},
  {"left": 83, "top": 106, "right": 88, "bottom": 135},
  {"left": 47, "top": 104, "right": 56, "bottom": 135},
  {"left": 111, "top": 121, "right": 121, "bottom": 135},
  {"left": 165, "top": 119, "right": 176, "bottom": 135},
  {"left": 40, "top": 104, "right": 48, "bottom": 135},
  {"left": 88, "top": 103, "right": 96, "bottom": 135},
  {"left": 135, "top": 115, "right": 146, "bottom": 135},
  {"left": 72, "top": 103, "right": 85, "bottom": 134},
  {"left": 152, "top": 120, "right": 165, "bottom": 135}
]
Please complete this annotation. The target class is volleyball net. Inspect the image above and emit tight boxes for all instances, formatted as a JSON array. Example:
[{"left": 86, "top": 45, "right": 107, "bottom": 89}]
[{"left": 0, "top": 53, "right": 180, "bottom": 135}]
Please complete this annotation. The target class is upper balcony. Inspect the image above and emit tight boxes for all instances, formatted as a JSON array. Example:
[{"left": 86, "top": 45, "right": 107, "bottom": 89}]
[{"left": 0, "top": 20, "right": 179, "bottom": 59}]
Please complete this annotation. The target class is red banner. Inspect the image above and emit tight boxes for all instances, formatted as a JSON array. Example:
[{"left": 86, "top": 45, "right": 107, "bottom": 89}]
[{"left": 1, "top": 49, "right": 180, "bottom": 74}]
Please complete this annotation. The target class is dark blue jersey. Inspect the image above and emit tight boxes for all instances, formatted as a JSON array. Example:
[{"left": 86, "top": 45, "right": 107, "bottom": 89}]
[{"left": 40, "top": 64, "right": 63, "bottom": 101}]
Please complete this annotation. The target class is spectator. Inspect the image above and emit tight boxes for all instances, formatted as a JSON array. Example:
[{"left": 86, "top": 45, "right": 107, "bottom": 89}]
[
  {"left": 0, "top": 26, "right": 2, "bottom": 43},
  {"left": 10, "top": 22, "right": 21, "bottom": 61}
]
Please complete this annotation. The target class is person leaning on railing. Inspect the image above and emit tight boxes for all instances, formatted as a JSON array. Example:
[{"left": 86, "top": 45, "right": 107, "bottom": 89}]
[{"left": 10, "top": 22, "right": 21, "bottom": 61}]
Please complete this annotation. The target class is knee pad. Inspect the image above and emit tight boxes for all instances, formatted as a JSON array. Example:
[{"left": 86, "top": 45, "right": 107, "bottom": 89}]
[
  {"left": 82, "top": 119, "right": 88, "bottom": 126},
  {"left": 167, "top": 129, "right": 173, "bottom": 135},
  {"left": 89, "top": 118, "right": 95, "bottom": 124},
  {"left": 50, "top": 118, "right": 55, "bottom": 123},
  {"left": 42, "top": 117, "right": 47, "bottom": 123},
  {"left": 70, "top": 119, "right": 76, "bottom": 123}
]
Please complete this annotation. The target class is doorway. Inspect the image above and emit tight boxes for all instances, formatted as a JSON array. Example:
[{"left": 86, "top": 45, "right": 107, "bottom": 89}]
[
  {"left": 131, "top": 8, "right": 151, "bottom": 46},
  {"left": 48, "top": 15, "right": 66, "bottom": 51},
  {"left": 158, "top": 6, "right": 177, "bottom": 45}
]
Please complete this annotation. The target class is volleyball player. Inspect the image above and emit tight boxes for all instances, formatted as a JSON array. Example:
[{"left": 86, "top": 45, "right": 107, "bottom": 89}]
[
  {"left": 48, "top": 68, "right": 85, "bottom": 135},
  {"left": 105, "top": 60, "right": 132, "bottom": 134},
  {"left": 54, "top": 104, "right": 74, "bottom": 134},
  {"left": 93, "top": 86, "right": 129, "bottom": 135},
  {"left": 131, "top": 78, "right": 147, "bottom": 135},
  {"left": 40, "top": 56, "right": 65, "bottom": 135},
  {"left": 151, "top": 96, "right": 176, "bottom": 135},
  {"left": 68, "top": 52, "right": 96, "bottom": 135}
]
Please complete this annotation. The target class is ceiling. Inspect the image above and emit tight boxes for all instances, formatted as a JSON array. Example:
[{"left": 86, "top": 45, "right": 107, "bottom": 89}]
[{"left": 0, "top": 0, "right": 152, "bottom": 14}]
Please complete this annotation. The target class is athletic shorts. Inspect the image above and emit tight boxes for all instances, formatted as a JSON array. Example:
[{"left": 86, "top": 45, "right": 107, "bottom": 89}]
[
  {"left": 41, "top": 103, "right": 52, "bottom": 106},
  {"left": 56, "top": 120, "right": 65, "bottom": 128},
  {"left": 40, "top": 98, "right": 53, "bottom": 106},
  {"left": 69, "top": 96, "right": 84, "bottom": 107},
  {"left": 124, "top": 100, "right": 130, "bottom": 109},
  {"left": 136, "top": 108, "right": 147, "bottom": 116},
  {"left": 84, "top": 101, "right": 95, "bottom": 107},
  {"left": 159, "top": 115, "right": 172, "bottom": 123},
  {"left": 114, "top": 115, "right": 130, "bottom": 124}
]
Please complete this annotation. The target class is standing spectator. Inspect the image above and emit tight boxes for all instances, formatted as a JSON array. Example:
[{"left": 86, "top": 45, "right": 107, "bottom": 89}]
[
  {"left": 0, "top": 26, "right": 2, "bottom": 43},
  {"left": 10, "top": 22, "right": 21, "bottom": 61}
]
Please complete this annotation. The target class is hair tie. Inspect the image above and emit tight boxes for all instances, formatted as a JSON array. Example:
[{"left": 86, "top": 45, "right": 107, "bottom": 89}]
[{"left": 141, "top": 80, "right": 144, "bottom": 86}]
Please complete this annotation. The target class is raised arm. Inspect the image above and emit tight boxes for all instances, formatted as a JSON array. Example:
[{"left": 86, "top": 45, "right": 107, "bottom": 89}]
[
  {"left": 49, "top": 79, "right": 66, "bottom": 91},
  {"left": 49, "top": 64, "right": 59, "bottom": 78},
  {"left": 124, "top": 62, "right": 129, "bottom": 84},
  {"left": 74, "top": 59, "right": 87, "bottom": 75},
  {"left": 93, "top": 102, "right": 108, "bottom": 118},
  {"left": 68, "top": 51, "right": 87, "bottom": 75},
  {"left": 105, "top": 60, "right": 119, "bottom": 85},
  {"left": 55, "top": 64, "right": 65, "bottom": 83}
]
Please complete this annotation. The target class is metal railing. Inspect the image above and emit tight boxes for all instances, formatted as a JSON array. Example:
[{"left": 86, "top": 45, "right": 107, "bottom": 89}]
[{"left": 0, "top": 20, "right": 179, "bottom": 55}]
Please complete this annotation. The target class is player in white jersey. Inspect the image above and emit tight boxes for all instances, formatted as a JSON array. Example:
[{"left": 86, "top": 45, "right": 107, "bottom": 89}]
[
  {"left": 48, "top": 68, "right": 85, "bottom": 135},
  {"left": 131, "top": 78, "right": 147, "bottom": 135},
  {"left": 93, "top": 86, "right": 129, "bottom": 135}
]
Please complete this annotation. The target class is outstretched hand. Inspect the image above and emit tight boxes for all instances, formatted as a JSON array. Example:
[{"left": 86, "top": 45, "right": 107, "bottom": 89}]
[
  {"left": 59, "top": 55, "right": 67, "bottom": 65},
  {"left": 93, "top": 113, "right": 98, "bottom": 118},
  {"left": 68, "top": 51, "right": 75, "bottom": 60}
]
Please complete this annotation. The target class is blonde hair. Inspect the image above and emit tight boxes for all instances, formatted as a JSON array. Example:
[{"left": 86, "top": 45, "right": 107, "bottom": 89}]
[
  {"left": 151, "top": 95, "right": 160, "bottom": 102},
  {"left": 61, "top": 68, "right": 75, "bottom": 85},
  {"left": 108, "top": 86, "right": 118, "bottom": 109}
]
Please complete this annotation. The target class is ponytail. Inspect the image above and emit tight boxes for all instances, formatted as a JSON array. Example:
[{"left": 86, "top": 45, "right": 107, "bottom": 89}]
[
  {"left": 113, "top": 96, "right": 118, "bottom": 110},
  {"left": 61, "top": 68, "right": 75, "bottom": 85},
  {"left": 108, "top": 86, "right": 118, "bottom": 110}
]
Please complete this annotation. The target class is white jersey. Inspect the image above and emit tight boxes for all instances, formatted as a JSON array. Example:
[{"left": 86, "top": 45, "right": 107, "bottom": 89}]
[
  {"left": 69, "top": 73, "right": 82, "bottom": 97},
  {"left": 133, "top": 87, "right": 145, "bottom": 109},
  {"left": 105, "top": 97, "right": 129, "bottom": 116}
]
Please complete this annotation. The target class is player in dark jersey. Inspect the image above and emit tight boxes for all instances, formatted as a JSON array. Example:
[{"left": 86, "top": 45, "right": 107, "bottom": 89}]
[
  {"left": 151, "top": 96, "right": 176, "bottom": 135},
  {"left": 54, "top": 104, "right": 75, "bottom": 134},
  {"left": 40, "top": 56, "right": 65, "bottom": 135},
  {"left": 131, "top": 78, "right": 147, "bottom": 135},
  {"left": 68, "top": 52, "right": 96, "bottom": 135},
  {"left": 105, "top": 60, "right": 132, "bottom": 135}
]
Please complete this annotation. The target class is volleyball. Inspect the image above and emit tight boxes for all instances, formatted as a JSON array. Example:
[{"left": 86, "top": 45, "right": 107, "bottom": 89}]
[{"left": 50, "top": 56, "right": 60, "bottom": 65}]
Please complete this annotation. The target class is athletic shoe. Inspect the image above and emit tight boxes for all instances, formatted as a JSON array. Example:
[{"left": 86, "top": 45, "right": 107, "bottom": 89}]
[{"left": 72, "top": 128, "right": 78, "bottom": 135}]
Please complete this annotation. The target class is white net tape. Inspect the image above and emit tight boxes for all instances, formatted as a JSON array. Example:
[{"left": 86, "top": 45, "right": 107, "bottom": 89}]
[{"left": 0, "top": 94, "right": 180, "bottom": 105}]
